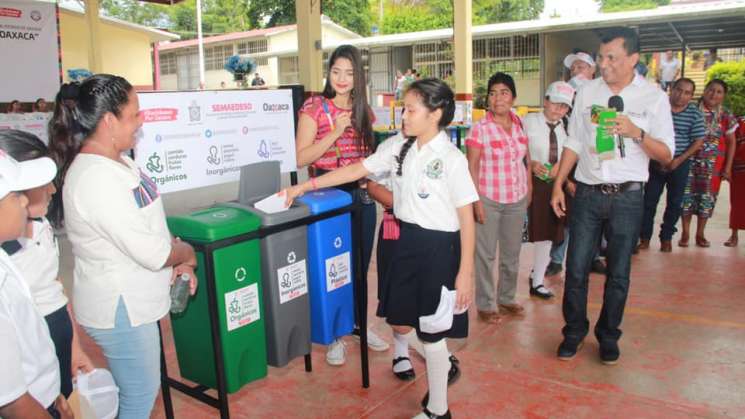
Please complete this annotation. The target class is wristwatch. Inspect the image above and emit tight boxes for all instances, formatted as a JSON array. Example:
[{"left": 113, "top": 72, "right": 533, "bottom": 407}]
[{"left": 633, "top": 128, "right": 645, "bottom": 145}]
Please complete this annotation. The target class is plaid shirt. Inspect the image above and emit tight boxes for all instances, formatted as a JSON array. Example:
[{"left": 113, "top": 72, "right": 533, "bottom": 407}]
[{"left": 465, "top": 111, "right": 529, "bottom": 203}]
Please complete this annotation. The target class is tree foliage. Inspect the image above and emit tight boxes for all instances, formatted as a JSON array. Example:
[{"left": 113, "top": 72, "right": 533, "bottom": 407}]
[
  {"left": 378, "top": 0, "right": 544, "bottom": 35},
  {"left": 599, "top": 0, "right": 671, "bottom": 12}
]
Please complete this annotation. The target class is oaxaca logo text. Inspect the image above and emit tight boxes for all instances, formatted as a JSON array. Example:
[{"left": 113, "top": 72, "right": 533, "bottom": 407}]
[{"left": 262, "top": 103, "right": 290, "bottom": 112}]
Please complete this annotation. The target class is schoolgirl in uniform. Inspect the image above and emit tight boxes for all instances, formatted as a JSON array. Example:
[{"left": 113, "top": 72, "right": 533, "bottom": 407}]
[
  {"left": 283, "top": 78, "right": 477, "bottom": 419},
  {"left": 295, "top": 44, "right": 389, "bottom": 364},
  {"left": 0, "top": 130, "right": 94, "bottom": 399}
]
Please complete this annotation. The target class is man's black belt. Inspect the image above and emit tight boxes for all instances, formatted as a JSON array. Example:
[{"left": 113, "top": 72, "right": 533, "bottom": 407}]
[{"left": 579, "top": 181, "right": 643, "bottom": 195}]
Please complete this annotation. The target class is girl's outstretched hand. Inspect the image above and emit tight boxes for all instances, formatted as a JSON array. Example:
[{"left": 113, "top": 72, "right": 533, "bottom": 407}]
[{"left": 279, "top": 183, "right": 307, "bottom": 207}]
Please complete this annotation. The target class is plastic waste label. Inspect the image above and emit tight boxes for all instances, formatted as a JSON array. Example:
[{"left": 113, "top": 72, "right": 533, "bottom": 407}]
[{"left": 325, "top": 251, "right": 351, "bottom": 292}]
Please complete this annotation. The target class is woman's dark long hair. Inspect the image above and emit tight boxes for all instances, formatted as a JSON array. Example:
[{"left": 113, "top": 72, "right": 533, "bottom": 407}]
[
  {"left": 395, "top": 78, "right": 455, "bottom": 176},
  {"left": 47, "top": 74, "right": 133, "bottom": 225},
  {"left": 322, "top": 45, "right": 375, "bottom": 154}
]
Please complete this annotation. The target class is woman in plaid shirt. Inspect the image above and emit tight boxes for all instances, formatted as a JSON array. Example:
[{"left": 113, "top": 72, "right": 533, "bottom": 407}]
[{"left": 466, "top": 72, "right": 533, "bottom": 325}]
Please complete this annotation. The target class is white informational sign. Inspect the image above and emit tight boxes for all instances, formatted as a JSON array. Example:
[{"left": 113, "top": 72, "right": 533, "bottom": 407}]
[
  {"left": 0, "top": 1, "right": 60, "bottom": 102},
  {"left": 325, "top": 251, "right": 351, "bottom": 292},
  {"left": 225, "top": 283, "right": 261, "bottom": 332},
  {"left": 0, "top": 112, "right": 51, "bottom": 144},
  {"left": 135, "top": 89, "right": 297, "bottom": 194},
  {"left": 276, "top": 259, "right": 308, "bottom": 304}
]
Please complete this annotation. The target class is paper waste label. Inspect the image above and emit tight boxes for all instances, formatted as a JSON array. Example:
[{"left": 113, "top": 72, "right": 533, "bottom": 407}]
[
  {"left": 325, "top": 251, "right": 351, "bottom": 292},
  {"left": 225, "top": 283, "right": 260, "bottom": 331},
  {"left": 277, "top": 259, "right": 308, "bottom": 304}
]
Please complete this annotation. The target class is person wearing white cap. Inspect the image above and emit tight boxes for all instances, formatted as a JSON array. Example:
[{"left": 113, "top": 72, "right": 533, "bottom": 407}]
[
  {"left": 564, "top": 51, "right": 596, "bottom": 90},
  {"left": 0, "top": 146, "right": 73, "bottom": 418},
  {"left": 1, "top": 130, "right": 94, "bottom": 402},
  {"left": 522, "top": 82, "right": 575, "bottom": 299}
]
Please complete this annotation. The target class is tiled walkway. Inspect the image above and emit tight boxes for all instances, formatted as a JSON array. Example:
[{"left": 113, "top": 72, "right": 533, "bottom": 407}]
[{"left": 69, "top": 187, "right": 745, "bottom": 418}]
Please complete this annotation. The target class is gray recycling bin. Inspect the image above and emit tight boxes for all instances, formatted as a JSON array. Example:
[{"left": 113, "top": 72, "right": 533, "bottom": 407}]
[{"left": 222, "top": 161, "right": 311, "bottom": 368}]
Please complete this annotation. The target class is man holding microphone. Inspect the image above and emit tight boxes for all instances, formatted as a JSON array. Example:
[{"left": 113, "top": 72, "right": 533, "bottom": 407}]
[{"left": 550, "top": 27, "right": 675, "bottom": 365}]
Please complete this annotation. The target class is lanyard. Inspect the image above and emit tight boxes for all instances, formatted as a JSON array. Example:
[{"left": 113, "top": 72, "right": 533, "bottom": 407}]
[{"left": 322, "top": 98, "right": 343, "bottom": 164}]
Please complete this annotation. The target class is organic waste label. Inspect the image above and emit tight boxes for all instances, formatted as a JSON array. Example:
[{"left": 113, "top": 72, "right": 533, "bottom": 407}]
[{"left": 225, "top": 283, "right": 260, "bottom": 331}]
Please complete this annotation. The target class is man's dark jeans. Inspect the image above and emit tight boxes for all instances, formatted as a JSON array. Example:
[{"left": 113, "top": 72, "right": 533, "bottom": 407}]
[
  {"left": 640, "top": 160, "right": 690, "bottom": 242},
  {"left": 562, "top": 183, "right": 643, "bottom": 343}
]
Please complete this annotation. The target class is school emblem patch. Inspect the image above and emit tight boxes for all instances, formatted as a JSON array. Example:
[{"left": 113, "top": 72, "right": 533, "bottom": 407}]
[{"left": 426, "top": 158, "right": 444, "bottom": 179}]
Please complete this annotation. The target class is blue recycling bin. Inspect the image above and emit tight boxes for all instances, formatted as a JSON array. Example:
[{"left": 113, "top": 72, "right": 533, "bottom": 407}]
[{"left": 298, "top": 188, "right": 355, "bottom": 345}]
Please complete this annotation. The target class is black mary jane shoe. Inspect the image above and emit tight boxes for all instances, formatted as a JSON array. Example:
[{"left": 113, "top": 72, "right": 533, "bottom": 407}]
[
  {"left": 418, "top": 407, "right": 452, "bottom": 419},
  {"left": 392, "top": 356, "right": 416, "bottom": 381},
  {"left": 529, "top": 284, "right": 554, "bottom": 299},
  {"left": 421, "top": 355, "right": 461, "bottom": 407}
]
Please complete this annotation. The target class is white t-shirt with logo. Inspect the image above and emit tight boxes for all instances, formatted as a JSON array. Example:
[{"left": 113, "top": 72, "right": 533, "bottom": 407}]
[
  {"left": 10, "top": 217, "right": 68, "bottom": 316},
  {"left": 0, "top": 248, "right": 60, "bottom": 409}
]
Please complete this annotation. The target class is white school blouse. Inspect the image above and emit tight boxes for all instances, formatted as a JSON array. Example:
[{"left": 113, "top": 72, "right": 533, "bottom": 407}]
[
  {"left": 0, "top": 249, "right": 60, "bottom": 408},
  {"left": 63, "top": 154, "right": 172, "bottom": 329},
  {"left": 364, "top": 131, "right": 479, "bottom": 232}
]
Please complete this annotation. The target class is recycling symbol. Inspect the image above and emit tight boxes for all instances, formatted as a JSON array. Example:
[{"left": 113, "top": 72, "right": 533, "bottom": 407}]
[
  {"left": 234, "top": 267, "right": 247, "bottom": 282},
  {"left": 228, "top": 296, "right": 241, "bottom": 314},
  {"left": 287, "top": 251, "right": 296, "bottom": 264},
  {"left": 333, "top": 237, "right": 342, "bottom": 249}
]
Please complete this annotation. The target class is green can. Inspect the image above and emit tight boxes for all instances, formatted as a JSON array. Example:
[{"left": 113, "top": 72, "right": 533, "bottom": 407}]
[{"left": 167, "top": 206, "right": 266, "bottom": 393}]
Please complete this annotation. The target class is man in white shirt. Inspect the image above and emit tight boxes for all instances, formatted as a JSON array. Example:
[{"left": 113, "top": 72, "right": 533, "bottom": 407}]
[
  {"left": 0, "top": 150, "right": 71, "bottom": 419},
  {"left": 657, "top": 50, "right": 680, "bottom": 92},
  {"left": 551, "top": 27, "right": 675, "bottom": 365}
]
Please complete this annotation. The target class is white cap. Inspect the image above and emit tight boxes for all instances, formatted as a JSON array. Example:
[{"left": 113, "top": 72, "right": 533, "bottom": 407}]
[
  {"left": 0, "top": 150, "right": 57, "bottom": 200},
  {"left": 545, "top": 81, "right": 576, "bottom": 107},
  {"left": 563, "top": 52, "right": 595, "bottom": 69}
]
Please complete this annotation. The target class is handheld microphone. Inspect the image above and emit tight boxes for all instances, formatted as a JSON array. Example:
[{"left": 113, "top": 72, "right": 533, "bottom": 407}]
[{"left": 608, "top": 96, "right": 625, "bottom": 158}]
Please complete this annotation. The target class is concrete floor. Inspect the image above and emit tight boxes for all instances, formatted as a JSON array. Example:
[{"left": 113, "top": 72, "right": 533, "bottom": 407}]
[{"left": 65, "top": 181, "right": 745, "bottom": 418}]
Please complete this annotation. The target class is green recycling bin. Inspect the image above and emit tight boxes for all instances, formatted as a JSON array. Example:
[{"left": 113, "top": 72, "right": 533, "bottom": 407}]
[{"left": 167, "top": 206, "right": 267, "bottom": 393}]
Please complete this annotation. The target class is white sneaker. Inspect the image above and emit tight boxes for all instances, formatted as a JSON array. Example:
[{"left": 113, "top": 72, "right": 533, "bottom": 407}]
[
  {"left": 326, "top": 339, "right": 346, "bottom": 366},
  {"left": 365, "top": 328, "right": 390, "bottom": 352},
  {"left": 351, "top": 328, "right": 391, "bottom": 351}
]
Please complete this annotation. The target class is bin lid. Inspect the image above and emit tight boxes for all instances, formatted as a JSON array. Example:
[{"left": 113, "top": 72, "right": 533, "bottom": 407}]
[
  {"left": 167, "top": 206, "right": 261, "bottom": 242},
  {"left": 238, "top": 160, "right": 281, "bottom": 204},
  {"left": 297, "top": 188, "right": 353, "bottom": 215},
  {"left": 217, "top": 201, "right": 310, "bottom": 226}
]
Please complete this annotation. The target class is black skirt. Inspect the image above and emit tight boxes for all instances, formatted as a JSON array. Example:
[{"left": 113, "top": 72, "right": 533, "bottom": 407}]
[
  {"left": 377, "top": 221, "right": 468, "bottom": 342},
  {"left": 527, "top": 176, "right": 565, "bottom": 243}
]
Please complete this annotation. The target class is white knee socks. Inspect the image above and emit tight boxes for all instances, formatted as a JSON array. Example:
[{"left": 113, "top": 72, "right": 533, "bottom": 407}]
[
  {"left": 422, "top": 339, "right": 449, "bottom": 415},
  {"left": 532, "top": 241, "right": 553, "bottom": 288},
  {"left": 393, "top": 331, "right": 412, "bottom": 372}
]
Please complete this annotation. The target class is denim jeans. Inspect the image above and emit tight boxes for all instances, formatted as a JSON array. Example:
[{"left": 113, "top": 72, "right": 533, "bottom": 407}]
[
  {"left": 550, "top": 227, "right": 570, "bottom": 265},
  {"left": 84, "top": 298, "right": 161, "bottom": 419},
  {"left": 562, "top": 183, "right": 643, "bottom": 343},
  {"left": 640, "top": 160, "right": 690, "bottom": 242}
]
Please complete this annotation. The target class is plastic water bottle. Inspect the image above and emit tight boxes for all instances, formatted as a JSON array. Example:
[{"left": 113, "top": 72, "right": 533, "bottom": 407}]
[{"left": 170, "top": 274, "right": 191, "bottom": 314}]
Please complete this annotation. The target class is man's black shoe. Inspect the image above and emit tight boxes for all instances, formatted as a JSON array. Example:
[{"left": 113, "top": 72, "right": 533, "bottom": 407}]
[
  {"left": 599, "top": 340, "right": 620, "bottom": 365},
  {"left": 557, "top": 338, "right": 584, "bottom": 361},
  {"left": 545, "top": 262, "right": 563, "bottom": 277},
  {"left": 591, "top": 259, "right": 606, "bottom": 274}
]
